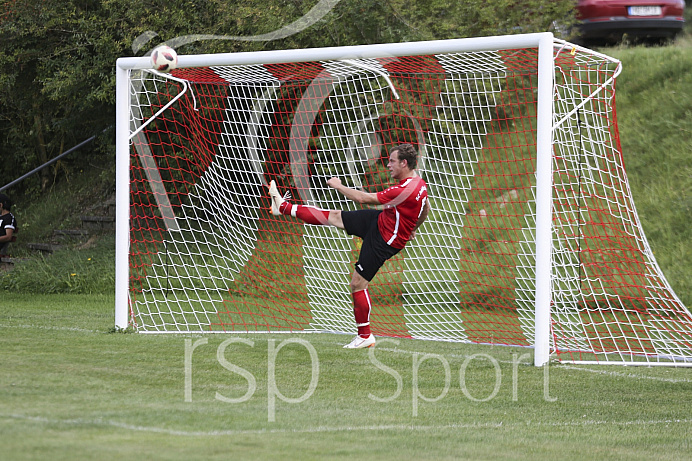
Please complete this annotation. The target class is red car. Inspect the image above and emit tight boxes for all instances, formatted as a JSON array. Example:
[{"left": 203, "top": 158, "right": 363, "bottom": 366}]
[{"left": 577, "top": 0, "right": 686, "bottom": 45}]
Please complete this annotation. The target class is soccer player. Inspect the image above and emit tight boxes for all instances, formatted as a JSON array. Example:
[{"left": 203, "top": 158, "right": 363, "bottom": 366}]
[
  {"left": 268, "top": 143, "right": 430, "bottom": 348},
  {"left": 0, "top": 193, "right": 17, "bottom": 257}
]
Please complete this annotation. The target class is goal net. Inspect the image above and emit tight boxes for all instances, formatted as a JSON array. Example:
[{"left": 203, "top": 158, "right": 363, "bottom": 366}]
[{"left": 115, "top": 33, "right": 692, "bottom": 366}]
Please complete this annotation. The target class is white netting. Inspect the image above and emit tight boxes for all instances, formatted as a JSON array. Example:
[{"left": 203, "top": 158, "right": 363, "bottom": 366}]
[{"left": 123, "top": 38, "right": 692, "bottom": 365}]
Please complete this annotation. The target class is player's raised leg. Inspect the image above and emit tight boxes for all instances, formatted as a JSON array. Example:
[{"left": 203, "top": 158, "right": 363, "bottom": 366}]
[{"left": 268, "top": 180, "right": 336, "bottom": 226}]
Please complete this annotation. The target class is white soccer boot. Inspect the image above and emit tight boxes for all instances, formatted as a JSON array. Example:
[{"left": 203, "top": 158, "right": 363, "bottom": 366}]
[
  {"left": 268, "top": 180, "right": 289, "bottom": 216},
  {"left": 343, "top": 334, "right": 376, "bottom": 349}
]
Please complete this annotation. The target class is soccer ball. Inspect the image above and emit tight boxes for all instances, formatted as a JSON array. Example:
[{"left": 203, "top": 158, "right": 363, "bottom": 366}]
[{"left": 151, "top": 46, "right": 178, "bottom": 72}]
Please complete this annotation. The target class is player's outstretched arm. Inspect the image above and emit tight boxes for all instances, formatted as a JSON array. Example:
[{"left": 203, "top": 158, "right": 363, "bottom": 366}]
[{"left": 327, "top": 177, "right": 380, "bottom": 205}]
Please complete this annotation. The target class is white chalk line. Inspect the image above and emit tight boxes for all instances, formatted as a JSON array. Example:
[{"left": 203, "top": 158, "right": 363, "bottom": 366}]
[
  {"left": 0, "top": 323, "right": 99, "bottom": 333},
  {"left": 374, "top": 347, "right": 692, "bottom": 384},
  {"left": 3, "top": 413, "right": 690, "bottom": 437},
  {"left": 556, "top": 364, "right": 692, "bottom": 384}
]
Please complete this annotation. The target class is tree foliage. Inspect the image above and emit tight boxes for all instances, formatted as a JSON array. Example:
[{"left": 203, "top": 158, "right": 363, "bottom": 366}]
[{"left": 0, "top": 0, "right": 576, "bottom": 194}]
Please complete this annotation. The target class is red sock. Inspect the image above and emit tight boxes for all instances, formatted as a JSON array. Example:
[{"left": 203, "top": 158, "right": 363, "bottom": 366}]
[
  {"left": 352, "top": 289, "right": 372, "bottom": 338},
  {"left": 278, "top": 201, "right": 292, "bottom": 216},
  {"left": 282, "top": 203, "right": 330, "bottom": 225}
]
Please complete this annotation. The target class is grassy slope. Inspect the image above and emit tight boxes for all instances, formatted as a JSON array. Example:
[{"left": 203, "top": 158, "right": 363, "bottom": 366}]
[
  {"left": 607, "top": 38, "right": 692, "bottom": 305},
  {"left": 7, "top": 163, "right": 116, "bottom": 249}
]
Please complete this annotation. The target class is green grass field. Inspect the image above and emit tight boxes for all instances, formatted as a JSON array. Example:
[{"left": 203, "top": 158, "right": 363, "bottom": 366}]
[{"left": 2, "top": 293, "right": 691, "bottom": 460}]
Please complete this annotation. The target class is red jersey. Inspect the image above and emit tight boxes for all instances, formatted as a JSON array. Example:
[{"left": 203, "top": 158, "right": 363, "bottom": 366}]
[{"left": 376, "top": 176, "right": 428, "bottom": 249}]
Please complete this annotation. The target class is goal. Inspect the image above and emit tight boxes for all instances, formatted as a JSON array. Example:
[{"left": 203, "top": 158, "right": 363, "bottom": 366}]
[{"left": 115, "top": 33, "right": 692, "bottom": 366}]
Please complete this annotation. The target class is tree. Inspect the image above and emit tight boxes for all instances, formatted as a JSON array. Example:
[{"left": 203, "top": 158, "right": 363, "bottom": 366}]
[{"left": 0, "top": 0, "right": 576, "bottom": 194}]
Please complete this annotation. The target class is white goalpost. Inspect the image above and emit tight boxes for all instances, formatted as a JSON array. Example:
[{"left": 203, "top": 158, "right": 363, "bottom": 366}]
[{"left": 114, "top": 32, "right": 692, "bottom": 367}]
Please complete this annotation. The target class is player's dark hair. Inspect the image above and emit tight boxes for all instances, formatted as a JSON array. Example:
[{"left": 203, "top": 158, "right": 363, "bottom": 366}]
[
  {"left": 0, "top": 194, "right": 11, "bottom": 211},
  {"left": 391, "top": 143, "right": 418, "bottom": 169}
]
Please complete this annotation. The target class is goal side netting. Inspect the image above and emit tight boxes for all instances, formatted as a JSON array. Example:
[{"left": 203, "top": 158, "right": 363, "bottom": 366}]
[{"left": 115, "top": 34, "right": 692, "bottom": 366}]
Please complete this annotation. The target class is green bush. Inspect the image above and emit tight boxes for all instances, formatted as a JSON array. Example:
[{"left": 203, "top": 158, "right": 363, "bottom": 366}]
[{"left": 1, "top": 234, "right": 115, "bottom": 294}]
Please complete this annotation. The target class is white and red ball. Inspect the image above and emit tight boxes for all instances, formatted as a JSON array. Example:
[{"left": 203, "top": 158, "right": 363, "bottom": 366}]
[{"left": 151, "top": 45, "right": 178, "bottom": 72}]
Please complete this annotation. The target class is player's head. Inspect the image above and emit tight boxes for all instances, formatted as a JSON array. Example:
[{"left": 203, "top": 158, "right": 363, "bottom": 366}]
[
  {"left": 390, "top": 143, "right": 418, "bottom": 170},
  {"left": 0, "top": 194, "right": 11, "bottom": 212}
]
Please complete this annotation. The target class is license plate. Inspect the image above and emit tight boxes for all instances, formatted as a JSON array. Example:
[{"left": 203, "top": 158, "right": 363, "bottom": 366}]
[{"left": 628, "top": 6, "right": 662, "bottom": 16}]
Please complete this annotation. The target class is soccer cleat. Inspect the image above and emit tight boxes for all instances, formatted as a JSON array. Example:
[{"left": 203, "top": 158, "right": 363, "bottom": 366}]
[
  {"left": 343, "top": 334, "right": 376, "bottom": 349},
  {"left": 268, "top": 180, "right": 290, "bottom": 216}
]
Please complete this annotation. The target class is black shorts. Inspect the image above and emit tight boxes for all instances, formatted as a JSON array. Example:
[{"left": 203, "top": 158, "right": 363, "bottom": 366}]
[{"left": 341, "top": 209, "right": 401, "bottom": 282}]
